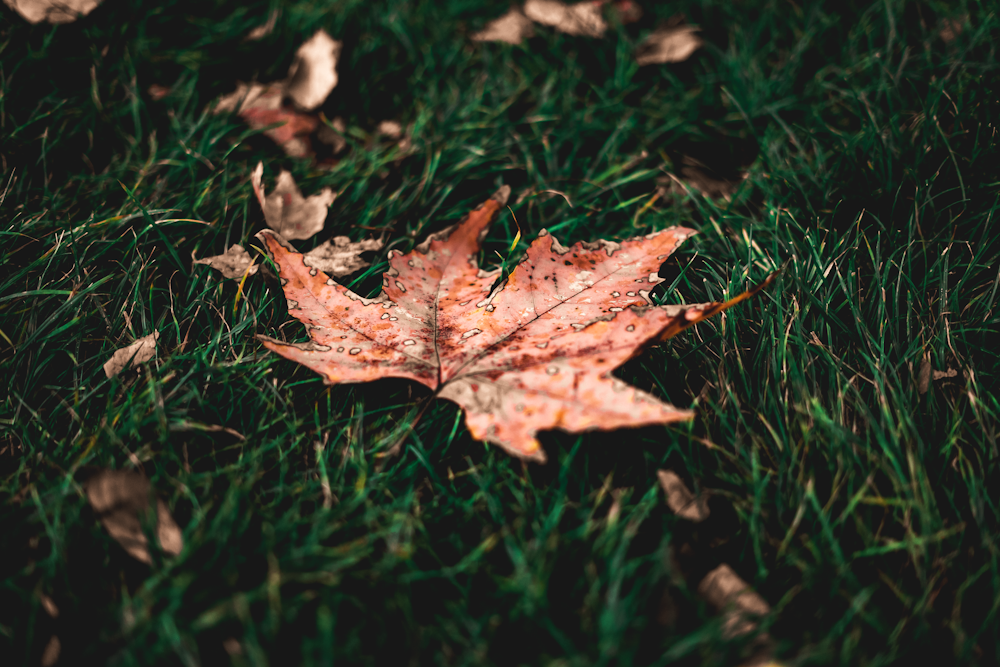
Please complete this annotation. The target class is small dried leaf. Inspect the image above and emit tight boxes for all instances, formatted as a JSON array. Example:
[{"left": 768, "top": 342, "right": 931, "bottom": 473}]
[
  {"left": 84, "top": 470, "right": 183, "bottom": 564},
  {"left": 3, "top": 0, "right": 101, "bottom": 23},
  {"left": 636, "top": 26, "right": 703, "bottom": 65},
  {"left": 303, "top": 236, "right": 384, "bottom": 278},
  {"left": 917, "top": 355, "right": 932, "bottom": 394},
  {"left": 376, "top": 120, "right": 404, "bottom": 139},
  {"left": 933, "top": 368, "right": 958, "bottom": 381},
  {"left": 103, "top": 332, "right": 159, "bottom": 379},
  {"left": 658, "top": 156, "right": 747, "bottom": 202},
  {"left": 698, "top": 564, "right": 770, "bottom": 639},
  {"left": 214, "top": 82, "right": 318, "bottom": 158},
  {"left": 472, "top": 8, "right": 535, "bottom": 44},
  {"left": 285, "top": 29, "right": 342, "bottom": 112},
  {"left": 658, "top": 469, "right": 710, "bottom": 522},
  {"left": 251, "top": 162, "right": 335, "bottom": 241},
  {"left": 40, "top": 635, "right": 60, "bottom": 667},
  {"left": 524, "top": 0, "right": 607, "bottom": 37},
  {"left": 194, "top": 245, "right": 259, "bottom": 280}
]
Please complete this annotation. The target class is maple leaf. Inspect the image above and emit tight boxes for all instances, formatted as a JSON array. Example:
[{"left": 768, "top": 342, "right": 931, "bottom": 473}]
[{"left": 258, "top": 187, "right": 775, "bottom": 462}]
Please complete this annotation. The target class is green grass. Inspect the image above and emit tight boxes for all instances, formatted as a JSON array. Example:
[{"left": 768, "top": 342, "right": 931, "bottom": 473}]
[{"left": 2, "top": 0, "right": 999, "bottom": 664}]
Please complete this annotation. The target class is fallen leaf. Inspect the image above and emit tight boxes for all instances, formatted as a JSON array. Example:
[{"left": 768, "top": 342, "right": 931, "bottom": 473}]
[
  {"left": 40, "top": 636, "right": 60, "bottom": 667},
  {"left": 934, "top": 368, "right": 958, "bottom": 381},
  {"left": 103, "top": 332, "right": 159, "bottom": 379},
  {"left": 636, "top": 26, "right": 703, "bottom": 65},
  {"left": 285, "top": 29, "right": 342, "bottom": 112},
  {"left": 258, "top": 185, "right": 777, "bottom": 462},
  {"left": 698, "top": 564, "right": 770, "bottom": 639},
  {"left": 214, "top": 82, "right": 319, "bottom": 158},
  {"left": 251, "top": 162, "right": 336, "bottom": 241},
  {"left": 472, "top": 8, "right": 535, "bottom": 44},
  {"left": 658, "top": 469, "right": 710, "bottom": 522},
  {"left": 658, "top": 156, "right": 747, "bottom": 202},
  {"left": 84, "top": 469, "right": 183, "bottom": 564},
  {"left": 376, "top": 120, "right": 404, "bottom": 139},
  {"left": 212, "top": 30, "right": 341, "bottom": 158},
  {"left": 917, "top": 355, "right": 932, "bottom": 394},
  {"left": 524, "top": 0, "right": 607, "bottom": 37},
  {"left": 304, "top": 236, "right": 384, "bottom": 277},
  {"left": 194, "top": 245, "right": 259, "bottom": 280},
  {"left": 939, "top": 15, "right": 966, "bottom": 44},
  {"left": 3, "top": 0, "right": 101, "bottom": 23}
]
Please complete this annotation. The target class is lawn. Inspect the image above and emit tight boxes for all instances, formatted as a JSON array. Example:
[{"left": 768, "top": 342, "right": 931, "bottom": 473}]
[{"left": 2, "top": 0, "right": 998, "bottom": 665}]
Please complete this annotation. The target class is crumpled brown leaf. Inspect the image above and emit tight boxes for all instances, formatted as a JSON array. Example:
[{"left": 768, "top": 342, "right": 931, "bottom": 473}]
[
  {"left": 194, "top": 245, "right": 259, "bottom": 280},
  {"left": 472, "top": 8, "right": 536, "bottom": 44},
  {"left": 84, "top": 470, "right": 183, "bottom": 564},
  {"left": 3, "top": 0, "right": 101, "bottom": 23},
  {"left": 213, "top": 29, "right": 342, "bottom": 158},
  {"left": 524, "top": 0, "right": 606, "bottom": 37},
  {"left": 636, "top": 26, "right": 703, "bottom": 65},
  {"left": 103, "top": 332, "right": 159, "bottom": 378},
  {"left": 698, "top": 564, "right": 770, "bottom": 639},
  {"left": 658, "top": 469, "right": 710, "bottom": 522},
  {"left": 251, "top": 162, "right": 336, "bottom": 241}
]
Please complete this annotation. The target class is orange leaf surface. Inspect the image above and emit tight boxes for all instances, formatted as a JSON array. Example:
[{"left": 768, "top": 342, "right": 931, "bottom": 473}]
[{"left": 258, "top": 186, "right": 775, "bottom": 462}]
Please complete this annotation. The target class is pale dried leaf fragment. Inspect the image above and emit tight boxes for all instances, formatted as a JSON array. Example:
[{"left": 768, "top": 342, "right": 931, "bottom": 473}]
[
  {"left": 245, "top": 8, "right": 279, "bottom": 41},
  {"left": 636, "top": 26, "right": 703, "bottom": 65},
  {"left": 657, "top": 469, "right": 710, "bottom": 521},
  {"left": 934, "top": 368, "right": 958, "bottom": 381},
  {"left": 3, "top": 0, "right": 101, "bottom": 23},
  {"left": 303, "top": 236, "right": 384, "bottom": 278},
  {"left": 251, "top": 162, "right": 335, "bottom": 241},
  {"left": 698, "top": 564, "right": 770, "bottom": 639},
  {"left": 472, "top": 7, "right": 535, "bottom": 44},
  {"left": 917, "top": 355, "right": 932, "bottom": 394},
  {"left": 40, "top": 636, "right": 61, "bottom": 667},
  {"left": 194, "top": 245, "right": 258, "bottom": 280},
  {"left": 376, "top": 120, "right": 404, "bottom": 139},
  {"left": 103, "top": 332, "right": 159, "bottom": 379},
  {"left": 285, "top": 29, "right": 342, "bottom": 112},
  {"left": 524, "top": 0, "right": 607, "bottom": 37},
  {"left": 84, "top": 470, "right": 183, "bottom": 564}
]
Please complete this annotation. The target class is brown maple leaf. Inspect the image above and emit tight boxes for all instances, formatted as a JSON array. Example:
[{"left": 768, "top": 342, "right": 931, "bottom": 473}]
[{"left": 258, "top": 187, "right": 775, "bottom": 462}]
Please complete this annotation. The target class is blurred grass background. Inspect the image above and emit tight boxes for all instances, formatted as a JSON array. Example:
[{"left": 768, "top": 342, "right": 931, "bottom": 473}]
[{"left": 1, "top": 0, "right": 998, "bottom": 664}]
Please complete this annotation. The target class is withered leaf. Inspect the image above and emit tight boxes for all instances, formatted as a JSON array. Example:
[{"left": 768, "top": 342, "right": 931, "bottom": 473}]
[
  {"left": 524, "top": 0, "right": 607, "bottom": 37},
  {"left": 658, "top": 469, "right": 710, "bottom": 522},
  {"left": 194, "top": 244, "right": 258, "bottom": 280},
  {"left": 285, "top": 29, "right": 342, "bottom": 112},
  {"left": 214, "top": 82, "right": 318, "bottom": 159},
  {"left": 3, "top": 0, "right": 101, "bottom": 23},
  {"left": 251, "top": 162, "right": 336, "bottom": 241},
  {"left": 636, "top": 26, "right": 703, "bottom": 65},
  {"left": 245, "top": 9, "right": 279, "bottom": 41},
  {"left": 472, "top": 8, "right": 535, "bottom": 44},
  {"left": 698, "top": 564, "right": 770, "bottom": 639},
  {"left": 84, "top": 470, "right": 183, "bottom": 564},
  {"left": 103, "top": 332, "right": 159, "bottom": 379},
  {"left": 212, "top": 30, "right": 341, "bottom": 158},
  {"left": 259, "top": 185, "right": 777, "bottom": 462}
]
